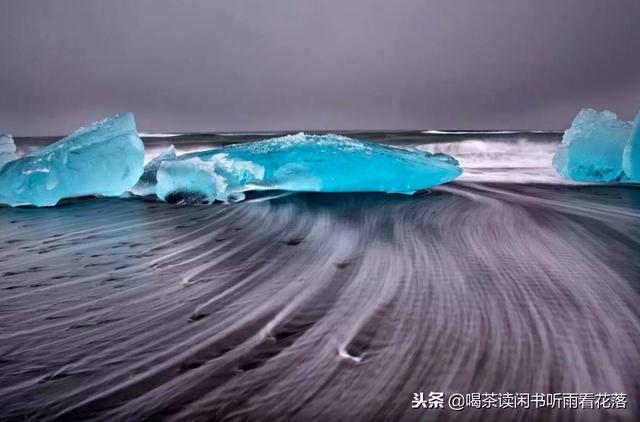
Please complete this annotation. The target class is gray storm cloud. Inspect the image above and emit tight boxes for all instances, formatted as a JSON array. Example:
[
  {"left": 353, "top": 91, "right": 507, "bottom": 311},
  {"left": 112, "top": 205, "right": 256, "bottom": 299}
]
[{"left": 0, "top": 0, "right": 639, "bottom": 135}]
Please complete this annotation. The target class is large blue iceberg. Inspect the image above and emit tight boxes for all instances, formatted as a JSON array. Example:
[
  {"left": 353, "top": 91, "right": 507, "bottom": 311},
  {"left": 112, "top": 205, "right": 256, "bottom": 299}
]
[
  {"left": 0, "top": 113, "right": 144, "bottom": 207},
  {"left": 552, "top": 109, "right": 632, "bottom": 182},
  {"left": 553, "top": 108, "right": 640, "bottom": 183},
  {"left": 152, "top": 133, "right": 462, "bottom": 203}
]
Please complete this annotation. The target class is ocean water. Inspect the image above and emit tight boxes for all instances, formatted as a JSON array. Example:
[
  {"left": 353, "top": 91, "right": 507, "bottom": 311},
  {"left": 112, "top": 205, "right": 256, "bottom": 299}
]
[{"left": 1, "top": 132, "right": 639, "bottom": 421}]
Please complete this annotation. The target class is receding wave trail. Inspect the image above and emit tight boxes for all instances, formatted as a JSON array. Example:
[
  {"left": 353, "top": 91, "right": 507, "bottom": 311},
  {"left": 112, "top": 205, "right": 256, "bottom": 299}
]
[
  {"left": 1, "top": 133, "right": 640, "bottom": 421},
  {"left": 1, "top": 182, "right": 640, "bottom": 421}
]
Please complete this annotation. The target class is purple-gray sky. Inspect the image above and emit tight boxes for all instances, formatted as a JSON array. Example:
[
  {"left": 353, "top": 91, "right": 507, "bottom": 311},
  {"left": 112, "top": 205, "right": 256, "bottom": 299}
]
[{"left": 1, "top": 0, "right": 639, "bottom": 135}]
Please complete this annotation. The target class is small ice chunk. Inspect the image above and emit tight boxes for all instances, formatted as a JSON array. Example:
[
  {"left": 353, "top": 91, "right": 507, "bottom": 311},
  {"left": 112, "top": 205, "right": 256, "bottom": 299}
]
[
  {"left": 0, "top": 134, "right": 18, "bottom": 169},
  {"left": 0, "top": 113, "right": 144, "bottom": 207},
  {"left": 553, "top": 109, "right": 632, "bottom": 182},
  {"left": 131, "top": 145, "right": 177, "bottom": 196},
  {"left": 156, "top": 154, "right": 265, "bottom": 203},
  {"left": 155, "top": 133, "right": 462, "bottom": 204},
  {"left": 622, "top": 111, "right": 640, "bottom": 181}
]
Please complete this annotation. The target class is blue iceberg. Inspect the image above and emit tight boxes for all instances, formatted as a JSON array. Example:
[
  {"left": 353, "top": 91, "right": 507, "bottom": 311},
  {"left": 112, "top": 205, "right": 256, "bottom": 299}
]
[
  {"left": 154, "top": 133, "right": 462, "bottom": 203},
  {"left": 622, "top": 111, "right": 640, "bottom": 181},
  {"left": 0, "top": 113, "right": 144, "bottom": 207},
  {"left": 553, "top": 109, "right": 632, "bottom": 182},
  {"left": 0, "top": 134, "right": 18, "bottom": 170}
]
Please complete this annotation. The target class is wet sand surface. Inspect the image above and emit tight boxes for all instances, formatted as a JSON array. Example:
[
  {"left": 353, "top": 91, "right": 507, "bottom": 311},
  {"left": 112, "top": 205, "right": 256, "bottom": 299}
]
[{"left": 1, "top": 183, "right": 640, "bottom": 421}]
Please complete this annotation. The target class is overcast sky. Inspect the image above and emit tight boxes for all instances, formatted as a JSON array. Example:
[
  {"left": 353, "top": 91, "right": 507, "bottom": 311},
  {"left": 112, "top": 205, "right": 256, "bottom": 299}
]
[{"left": 1, "top": 0, "right": 639, "bottom": 135}]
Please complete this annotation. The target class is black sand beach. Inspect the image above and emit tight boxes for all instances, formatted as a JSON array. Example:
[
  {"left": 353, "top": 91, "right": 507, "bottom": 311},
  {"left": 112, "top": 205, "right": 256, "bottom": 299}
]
[{"left": 1, "top": 174, "right": 640, "bottom": 421}]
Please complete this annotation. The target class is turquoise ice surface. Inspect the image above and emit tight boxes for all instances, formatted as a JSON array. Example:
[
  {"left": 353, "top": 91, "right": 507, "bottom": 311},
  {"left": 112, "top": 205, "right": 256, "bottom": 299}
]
[
  {"left": 623, "top": 111, "right": 640, "bottom": 181},
  {"left": 553, "top": 109, "right": 632, "bottom": 182},
  {"left": 131, "top": 145, "right": 177, "bottom": 196},
  {"left": 154, "top": 133, "right": 462, "bottom": 203},
  {"left": 0, "top": 113, "right": 144, "bottom": 207}
]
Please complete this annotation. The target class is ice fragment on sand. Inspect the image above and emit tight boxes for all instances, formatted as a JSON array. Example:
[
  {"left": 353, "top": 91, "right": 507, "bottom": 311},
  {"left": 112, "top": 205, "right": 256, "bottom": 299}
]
[
  {"left": 155, "top": 133, "right": 462, "bottom": 204},
  {"left": 0, "top": 113, "right": 144, "bottom": 207},
  {"left": 132, "top": 145, "right": 177, "bottom": 196},
  {"left": 0, "top": 134, "right": 18, "bottom": 170},
  {"left": 622, "top": 111, "right": 640, "bottom": 181},
  {"left": 553, "top": 109, "right": 631, "bottom": 182}
]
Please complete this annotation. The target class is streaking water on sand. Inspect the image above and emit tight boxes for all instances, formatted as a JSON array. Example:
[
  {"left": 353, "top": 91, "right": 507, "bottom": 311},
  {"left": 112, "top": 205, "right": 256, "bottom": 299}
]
[{"left": 1, "top": 132, "right": 639, "bottom": 421}]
